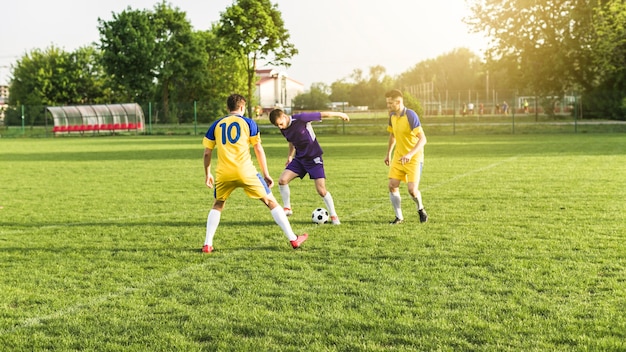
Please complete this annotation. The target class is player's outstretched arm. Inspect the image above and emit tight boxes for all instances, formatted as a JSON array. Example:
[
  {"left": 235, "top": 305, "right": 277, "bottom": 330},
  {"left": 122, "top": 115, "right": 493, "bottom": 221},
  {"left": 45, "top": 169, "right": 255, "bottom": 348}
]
[{"left": 320, "top": 111, "right": 350, "bottom": 121}]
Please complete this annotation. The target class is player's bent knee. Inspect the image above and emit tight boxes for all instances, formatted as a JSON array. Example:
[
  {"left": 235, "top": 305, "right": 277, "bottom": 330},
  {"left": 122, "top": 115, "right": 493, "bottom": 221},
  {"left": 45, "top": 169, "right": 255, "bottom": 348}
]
[
  {"left": 213, "top": 201, "right": 225, "bottom": 211},
  {"left": 262, "top": 196, "right": 279, "bottom": 209}
]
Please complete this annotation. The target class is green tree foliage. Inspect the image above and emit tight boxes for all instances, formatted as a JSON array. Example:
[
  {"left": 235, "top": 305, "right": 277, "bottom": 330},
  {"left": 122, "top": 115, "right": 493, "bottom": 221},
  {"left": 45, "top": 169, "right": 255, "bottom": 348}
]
[
  {"left": 98, "top": 2, "right": 207, "bottom": 123},
  {"left": 218, "top": 0, "right": 298, "bottom": 116},
  {"left": 402, "top": 91, "right": 425, "bottom": 118},
  {"left": 10, "top": 46, "right": 106, "bottom": 107},
  {"left": 466, "top": 0, "right": 626, "bottom": 119},
  {"left": 582, "top": 0, "right": 626, "bottom": 119},
  {"left": 466, "top": 0, "right": 596, "bottom": 95},
  {"left": 326, "top": 66, "right": 394, "bottom": 110},
  {"left": 349, "top": 66, "right": 393, "bottom": 109},
  {"left": 7, "top": 46, "right": 112, "bottom": 126},
  {"left": 190, "top": 27, "right": 248, "bottom": 122},
  {"left": 151, "top": 2, "right": 206, "bottom": 123},
  {"left": 397, "top": 48, "right": 484, "bottom": 97},
  {"left": 591, "top": 1, "right": 626, "bottom": 80},
  {"left": 98, "top": 7, "right": 157, "bottom": 104},
  {"left": 71, "top": 46, "right": 122, "bottom": 104},
  {"left": 293, "top": 83, "right": 331, "bottom": 110},
  {"left": 329, "top": 80, "right": 351, "bottom": 103}
]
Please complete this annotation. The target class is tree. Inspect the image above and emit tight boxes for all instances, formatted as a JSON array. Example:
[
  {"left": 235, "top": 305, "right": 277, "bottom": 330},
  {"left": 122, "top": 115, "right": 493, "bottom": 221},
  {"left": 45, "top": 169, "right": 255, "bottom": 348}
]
[
  {"left": 8, "top": 46, "right": 112, "bottom": 126},
  {"left": 466, "top": 0, "right": 600, "bottom": 97},
  {"left": 98, "top": 2, "right": 206, "bottom": 123},
  {"left": 591, "top": 1, "right": 626, "bottom": 82},
  {"left": 150, "top": 2, "right": 205, "bottom": 123},
  {"left": 467, "top": 0, "right": 626, "bottom": 119},
  {"left": 217, "top": 0, "right": 298, "bottom": 116},
  {"left": 329, "top": 80, "right": 352, "bottom": 104},
  {"left": 293, "top": 83, "right": 330, "bottom": 110},
  {"left": 98, "top": 7, "right": 158, "bottom": 104},
  {"left": 402, "top": 91, "right": 424, "bottom": 118},
  {"left": 348, "top": 66, "right": 392, "bottom": 109},
  {"left": 397, "top": 48, "right": 484, "bottom": 98},
  {"left": 187, "top": 27, "right": 248, "bottom": 122},
  {"left": 71, "top": 46, "right": 122, "bottom": 104},
  {"left": 582, "top": 0, "right": 626, "bottom": 119}
]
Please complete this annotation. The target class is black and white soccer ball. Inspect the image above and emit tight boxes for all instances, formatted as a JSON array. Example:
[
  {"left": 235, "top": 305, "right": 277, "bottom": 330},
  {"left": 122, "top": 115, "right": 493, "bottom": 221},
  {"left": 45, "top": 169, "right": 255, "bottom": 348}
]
[{"left": 311, "top": 207, "right": 329, "bottom": 224}]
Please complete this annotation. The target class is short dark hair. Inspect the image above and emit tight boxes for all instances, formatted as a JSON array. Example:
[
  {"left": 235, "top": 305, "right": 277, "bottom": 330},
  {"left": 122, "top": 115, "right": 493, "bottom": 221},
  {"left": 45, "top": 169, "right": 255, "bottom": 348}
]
[
  {"left": 269, "top": 108, "right": 284, "bottom": 125},
  {"left": 227, "top": 94, "right": 246, "bottom": 112},
  {"left": 385, "top": 89, "right": 403, "bottom": 99}
]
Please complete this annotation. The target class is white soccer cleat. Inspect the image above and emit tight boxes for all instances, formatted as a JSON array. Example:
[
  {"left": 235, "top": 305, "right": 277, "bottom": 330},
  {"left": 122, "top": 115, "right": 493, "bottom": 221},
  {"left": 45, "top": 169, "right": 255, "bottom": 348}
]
[
  {"left": 284, "top": 207, "right": 293, "bottom": 216},
  {"left": 330, "top": 215, "right": 341, "bottom": 225}
]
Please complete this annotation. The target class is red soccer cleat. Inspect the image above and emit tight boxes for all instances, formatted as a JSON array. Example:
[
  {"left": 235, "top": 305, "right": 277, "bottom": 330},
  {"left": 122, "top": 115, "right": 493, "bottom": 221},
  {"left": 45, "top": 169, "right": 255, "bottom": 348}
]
[
  {"left": 202, "top": 245, "right": 214, "bottom": 253},
  {"left": 290, "top": 233, "right": 308, "bottom": 249}
]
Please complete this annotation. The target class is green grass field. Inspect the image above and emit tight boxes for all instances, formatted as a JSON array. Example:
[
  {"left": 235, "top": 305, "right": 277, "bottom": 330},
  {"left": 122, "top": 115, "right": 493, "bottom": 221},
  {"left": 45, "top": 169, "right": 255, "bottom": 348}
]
[{"left": 1, "top": 133, "right": 625, "bottom": 351}]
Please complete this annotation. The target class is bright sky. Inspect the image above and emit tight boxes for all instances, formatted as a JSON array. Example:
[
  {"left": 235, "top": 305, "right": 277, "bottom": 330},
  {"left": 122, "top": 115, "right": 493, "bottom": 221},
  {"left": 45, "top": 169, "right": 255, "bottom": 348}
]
[{"left": 0, "top": 0, "right": 487, "bottom": 87}]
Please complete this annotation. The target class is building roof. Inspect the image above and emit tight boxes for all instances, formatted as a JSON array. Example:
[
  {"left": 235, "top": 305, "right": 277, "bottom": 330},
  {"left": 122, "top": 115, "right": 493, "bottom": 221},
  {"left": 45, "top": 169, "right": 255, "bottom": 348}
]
[{"left": 256, "top": 75, "right": 303, "bottom": 86}]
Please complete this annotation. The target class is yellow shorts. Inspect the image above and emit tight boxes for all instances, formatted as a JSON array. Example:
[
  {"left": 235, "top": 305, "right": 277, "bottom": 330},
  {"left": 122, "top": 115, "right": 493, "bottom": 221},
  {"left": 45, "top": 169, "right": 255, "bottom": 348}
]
[
  {"left": 215, "top": 173, "right": 270, "bottom": 201},
  {"left": 388, "top": 160, "right": 423, "bottom": 184}
]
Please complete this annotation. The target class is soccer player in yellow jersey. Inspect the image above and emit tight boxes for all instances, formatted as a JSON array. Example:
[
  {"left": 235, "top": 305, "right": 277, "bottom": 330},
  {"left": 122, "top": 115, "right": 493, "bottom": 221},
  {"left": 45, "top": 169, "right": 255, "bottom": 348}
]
[
  {"left": 384, "top": 89, "right": 428, "bottom": 224},
  {"left": 201, "top": 94, "right": 308, "bottom": 253}
]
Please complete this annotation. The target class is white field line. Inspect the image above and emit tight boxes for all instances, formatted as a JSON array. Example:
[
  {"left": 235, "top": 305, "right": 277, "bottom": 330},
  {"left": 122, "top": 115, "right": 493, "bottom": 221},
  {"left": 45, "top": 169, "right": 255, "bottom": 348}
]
[
  {"left": 421, "top": 155, "right": 519, "bottom": 191},
  {"left": 1, "top": 156, "right": 518, "bottom": 335}
]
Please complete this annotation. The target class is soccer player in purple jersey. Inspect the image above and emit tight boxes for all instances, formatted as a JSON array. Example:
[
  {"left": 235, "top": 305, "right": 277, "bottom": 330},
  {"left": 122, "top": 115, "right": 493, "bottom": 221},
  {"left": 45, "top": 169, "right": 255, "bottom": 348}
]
[
  {"left": 269, "top": 108, "right": 350, "bottom": 225},
  {"left": 384, "top": 89, "right": 428, "bottom": 224}
]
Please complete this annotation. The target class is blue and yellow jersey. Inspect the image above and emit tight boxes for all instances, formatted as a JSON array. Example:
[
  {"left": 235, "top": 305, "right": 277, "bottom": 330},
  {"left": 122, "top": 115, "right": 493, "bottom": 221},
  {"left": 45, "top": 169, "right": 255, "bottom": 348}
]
[
  {"left": 203, "top": 114, "right": 261, "bottom": 181},
  {"left": 387, "top": 108, "right": 425, "bottom": 162}
]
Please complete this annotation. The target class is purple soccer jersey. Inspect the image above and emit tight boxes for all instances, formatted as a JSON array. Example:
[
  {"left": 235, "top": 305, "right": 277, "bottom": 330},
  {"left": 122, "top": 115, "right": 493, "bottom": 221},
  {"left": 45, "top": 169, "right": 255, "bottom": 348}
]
[{"left": 280, "top": 112, "right": 323, "bottom": 159}]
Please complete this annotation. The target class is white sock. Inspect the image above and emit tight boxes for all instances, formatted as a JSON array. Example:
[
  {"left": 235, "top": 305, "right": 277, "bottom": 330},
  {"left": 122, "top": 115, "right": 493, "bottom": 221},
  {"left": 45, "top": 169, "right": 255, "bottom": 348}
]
[
  {"left": 412, "top": 190, "right": 424, "bottom": 210},
  {"left": 390, "top": 191, "right": 403, "bottom": 219},
  {"left": 323, "top": 192, "right": 338, "bottom": 217},
  {"left": 204, "top": 209, "right": 221, "bottom": 246},
  {"left": 270, "top": 206, "right": 297, "bottom": 241},
  {"left": 279, "top": 184, "right": 291, "bottom": 209}
]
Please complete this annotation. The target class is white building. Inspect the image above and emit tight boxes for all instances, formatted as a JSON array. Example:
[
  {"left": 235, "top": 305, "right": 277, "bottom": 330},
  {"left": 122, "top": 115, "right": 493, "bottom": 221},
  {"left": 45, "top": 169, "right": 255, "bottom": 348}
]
[
  {"left": 255, "top": 69, "right": 304, "bottom": 113},
  {"left": 0, "top": 85, "right": 9, "bottom": 123}
]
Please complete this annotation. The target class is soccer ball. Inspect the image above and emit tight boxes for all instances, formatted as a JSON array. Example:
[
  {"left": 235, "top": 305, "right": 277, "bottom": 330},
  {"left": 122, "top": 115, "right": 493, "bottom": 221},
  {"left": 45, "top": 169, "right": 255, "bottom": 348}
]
[{"left": 311, "top": 207, "right": 329, "bottom": 224}]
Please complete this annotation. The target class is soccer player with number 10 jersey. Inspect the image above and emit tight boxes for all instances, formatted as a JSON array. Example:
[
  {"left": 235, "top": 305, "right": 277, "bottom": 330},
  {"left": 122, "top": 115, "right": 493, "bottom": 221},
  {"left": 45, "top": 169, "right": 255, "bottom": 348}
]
[{"left": 201, "top": 94, "right": 308, "bottom": 253}]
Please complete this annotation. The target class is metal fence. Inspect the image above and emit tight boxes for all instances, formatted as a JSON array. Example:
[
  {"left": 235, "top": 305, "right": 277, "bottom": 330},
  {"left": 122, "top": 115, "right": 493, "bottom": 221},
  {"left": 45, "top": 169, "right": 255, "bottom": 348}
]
[
  {"left": 2, "top": 89, "right": 625, "bottom": 138},
  {"left": 407, "top": 89, "right": 579, "bottom": 118}
]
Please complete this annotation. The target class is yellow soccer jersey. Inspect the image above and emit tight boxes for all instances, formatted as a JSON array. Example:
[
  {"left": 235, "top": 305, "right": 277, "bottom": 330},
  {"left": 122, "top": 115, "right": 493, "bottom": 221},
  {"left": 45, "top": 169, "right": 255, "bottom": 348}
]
[
  {"left": 387, "top": 108, "right": 425, "bottom": 163},
  {"left": 203, "top": 114, "right": 261, "bottom": 181}
]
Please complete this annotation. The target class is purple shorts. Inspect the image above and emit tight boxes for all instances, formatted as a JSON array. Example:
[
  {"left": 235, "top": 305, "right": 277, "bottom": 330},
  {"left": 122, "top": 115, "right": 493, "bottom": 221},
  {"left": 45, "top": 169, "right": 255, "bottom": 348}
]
[{"left": 286, "top": 156, "right": 326, "bottom": 180}]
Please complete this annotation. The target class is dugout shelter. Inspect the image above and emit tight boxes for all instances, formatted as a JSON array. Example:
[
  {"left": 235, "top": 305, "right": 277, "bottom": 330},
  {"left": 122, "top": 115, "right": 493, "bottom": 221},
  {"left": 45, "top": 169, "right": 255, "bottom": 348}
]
[{"left": 48, "top": 103, "right": 145, "bottom": 134}]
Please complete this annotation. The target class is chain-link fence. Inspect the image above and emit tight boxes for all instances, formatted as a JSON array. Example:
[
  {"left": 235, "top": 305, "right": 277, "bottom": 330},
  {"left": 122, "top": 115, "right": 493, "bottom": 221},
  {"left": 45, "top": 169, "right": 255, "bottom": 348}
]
[{"left": 406, "top": 89, "right": 581, "bottom": 118}]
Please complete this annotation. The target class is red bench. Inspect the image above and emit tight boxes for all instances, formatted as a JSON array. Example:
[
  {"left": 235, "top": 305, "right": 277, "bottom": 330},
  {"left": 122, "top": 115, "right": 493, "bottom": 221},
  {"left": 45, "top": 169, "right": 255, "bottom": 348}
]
[{"left": 53, "top": 123, "right": 143, "bottom": 135}]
